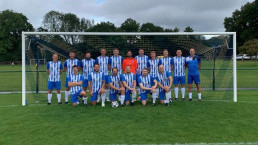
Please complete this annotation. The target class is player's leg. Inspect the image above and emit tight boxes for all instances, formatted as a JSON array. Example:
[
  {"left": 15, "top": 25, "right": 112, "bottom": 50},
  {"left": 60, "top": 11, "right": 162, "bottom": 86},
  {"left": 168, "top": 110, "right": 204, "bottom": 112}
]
[
  {"left": 71, "top": 91, "right": 81, "bottom": 106},
  {"left": 56, "top": 81, "right": 62, "bottom": 104},
  {"left": 152, "top": 90, "right": 157, "bottom": 106},
  {"left": 105, "top": 75, "right": 110, "bottom": 102},
  {"left": 47, "top": 81, "right": 53, "bottom": 105},
  {"left": 159, "top": 90, "right": 165, "bottom": 104},
  {"left": 80, "top": 90, "right": 88, "bottom": 107},
  {"left": 99, "top": 88, "right": 106, "bottom": 107},
  {"left": 173, "top": 76, "right": 179, "bottom": 101},
  {"left": 136, "top": 74, "right": 141, "bottom": 100},
  {"left": 125, "top": 90, "right": 131, "bottom": 105},
  {"left": 131, "top": 90, "right": 137, "bottom": 106},
  {"left": 140, "top": 92, "right": 148, "bottom": 106},
  {"left": 91, "top": 92, "right": 97, "bottom": 106},
  {"left": 188, "top": 74, "right": 193, "bottom": 101},
  {"left": 180, "top": 76, "right": 186, "bottom": 101},
  {"left": 119, "top": 87, "right": 125, "bottom": 106},
  {"left": 194, "top": 74, "right": 201, "bottom": 101},
  {"left": 165, "top": 89, "right": 171, "bottom": 106},
  {"left": 65, "top": 76, "right": 70, "bottom": 104},
  {"left": 82, "top": 79, "right": 88, "bottom": 106}
]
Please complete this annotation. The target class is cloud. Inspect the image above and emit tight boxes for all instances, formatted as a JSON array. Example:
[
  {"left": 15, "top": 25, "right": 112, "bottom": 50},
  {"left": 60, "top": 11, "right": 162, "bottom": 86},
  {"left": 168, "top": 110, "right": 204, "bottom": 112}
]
[{"left": 0, "top": 0, "right": 254, "bottom": 31}]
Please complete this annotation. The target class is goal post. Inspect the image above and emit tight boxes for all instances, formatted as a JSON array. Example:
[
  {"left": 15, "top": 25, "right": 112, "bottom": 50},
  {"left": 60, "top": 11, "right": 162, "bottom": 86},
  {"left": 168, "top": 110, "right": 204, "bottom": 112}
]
[{"left": 21, "top": 32, "right": 237, "bottom": 106}]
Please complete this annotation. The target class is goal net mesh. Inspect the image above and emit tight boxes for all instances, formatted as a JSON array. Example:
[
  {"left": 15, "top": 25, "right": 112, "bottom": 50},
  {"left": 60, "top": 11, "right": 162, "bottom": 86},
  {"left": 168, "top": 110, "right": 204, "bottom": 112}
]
[{"left": 24, "top": 33, "right": 234, "bottom": 104}]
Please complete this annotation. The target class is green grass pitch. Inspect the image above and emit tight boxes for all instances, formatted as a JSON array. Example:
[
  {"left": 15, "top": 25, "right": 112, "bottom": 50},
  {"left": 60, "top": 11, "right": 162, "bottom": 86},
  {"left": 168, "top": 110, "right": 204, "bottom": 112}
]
[{"left": 0, "top": 61, "right": 258, "bottom": 144}]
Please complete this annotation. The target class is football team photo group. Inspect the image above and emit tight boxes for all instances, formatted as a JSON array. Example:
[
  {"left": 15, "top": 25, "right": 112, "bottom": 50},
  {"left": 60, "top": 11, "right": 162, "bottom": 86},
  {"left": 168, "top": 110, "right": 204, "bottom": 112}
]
[{"left": 47, "top": 48, "right": 202, "bottom": 108}]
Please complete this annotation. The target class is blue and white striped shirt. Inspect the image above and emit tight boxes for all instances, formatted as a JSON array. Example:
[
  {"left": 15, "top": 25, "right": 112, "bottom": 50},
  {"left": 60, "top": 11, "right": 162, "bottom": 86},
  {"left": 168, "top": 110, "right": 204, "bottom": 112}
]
[
  {"left": 108, "top": 55, "right": 123, "bottom": 74},
  {"left": 171, "top": 56, "right": 186, "bottom": 77},
  {"left": 107, "top": 74, "right": 123, "bottom": 94},
  {"left": 64, "top": 58, "right": 81, "bottom": 76},
  {"left": 47, "top": 61, "right": 63, "bottom": 82},
  {"left": 158, "top": 57, "right": 172, "bottom": 73},
  {"left": 122, "top": 73, "right": 136, "bottom": 92},
  {"left": 95, "top": 56, "right": 109, "bottom": 75},
  {"left": 68, "top": 74, "right": 83, "bottom": 95},
  {"left": 135, "top": 55, "right": 149, "bottom": 74},
  {"left": 147, "top": 59, "right": 159, "bottom": 78},
  {"left": 156, "top": 71, "right": 171, "bottom": 91},
  {"left": 88, "top": 72, "right": 105, "bottom": 93},
  {"left": 81, "top": 58, "right": 95, "bottom": 80},
  {"left": 138, "top": 74, "right": 155, "bottom": 93}
]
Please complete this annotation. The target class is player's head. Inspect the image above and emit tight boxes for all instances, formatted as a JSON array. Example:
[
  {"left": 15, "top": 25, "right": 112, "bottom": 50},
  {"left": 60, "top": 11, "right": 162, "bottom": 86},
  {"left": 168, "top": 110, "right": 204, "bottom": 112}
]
[
  {"left": 126, "top": 65, "right": 131, "bottom": 73},
  {"left": 150, "top": 51, "right": 156, "bottom": 59},
  {"left": 52, "top": 53, "right": 58, "bottom": 62},
  {"left": 72, "top": 65, "right": 78, "bottom": 74},
  {"left": 113, "top": 48, "right": 119, "bottom": 56},
  {"left": 94, "top": 63, "right": 100, "bottom": 72},
  {"left": 69, "top": 51, "right": 75, "bottom": 59},
  {"left": 163, "top": 49, "right": 169, "bottom": 57},
  {"left": 100, "top": 48, "right": 106, "bottom": 56},
  {"left": 112, "top": 67, "right": 118, "bottom": 75},
  {"left": 139, "top": 48, "right": 144, "bottom": 56},
  {"left": 176, "top": 49, "right": 182, "bottom": 57},
  {"left": 85, "top": 52, "right": 91, "bottom": 60},
  {"left": 127, "top": 50, "right": 132, "bottom": 58},
  {"left": 142, "top": 68, "right": 148, "bottom": 76},
  {"left": 158, "top": 65, "right": 164, "bottom": 73},
  {"left": 190, "top": 48, "right": 195, "bottom": 56}
]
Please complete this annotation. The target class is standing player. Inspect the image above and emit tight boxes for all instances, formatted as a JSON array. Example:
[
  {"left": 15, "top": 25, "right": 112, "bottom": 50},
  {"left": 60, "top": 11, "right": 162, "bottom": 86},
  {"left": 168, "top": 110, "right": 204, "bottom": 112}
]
[
  {"left": 108, "top": 48, "right": 123, "bottom": 74},
  {"left": 47, "top": 54, "right": 63, "bottom": 105},
  {"left": 121, "top": 66, "right": 137, "bottom": 106},
  {"left": 147, "top": 51, "right": 159, "bottom": 101},
  {"left": 95, "top": 48, "right": 110, "bottom": 102},
  {"left": 68, "top": 65, "right": 87, "bottom": 106},
  {"left": 186, "top": 48, "right": 202, "bottom": 102},
  {"left": 135, "top": 49, "right": 149, "bottom": 95},
  {"left": 156, "top": 65, "right": 173, "bottom": 106},
  {"left": 158, "top": 49, "right": 172, "bottom": 73},
  {"left": 107, "top": 67, "right": 125, "bottom": 106},
  {"left": 64, "top": 51, "right": 81, "bottom": 104},
  {"left": 122, "top": 50, "right": 137, "bottom": 74},
  {"left": 88, "top": 63, "right": 106, "bottom": 107},
  {"left": 81, "top": 52, "right": 95, "bottom": 104},
  {"left": 171, "top": 50, "right": 186, "bottom": 101},
  {"left": 138, "top": 68, "right": 157, "bottom": 106}
]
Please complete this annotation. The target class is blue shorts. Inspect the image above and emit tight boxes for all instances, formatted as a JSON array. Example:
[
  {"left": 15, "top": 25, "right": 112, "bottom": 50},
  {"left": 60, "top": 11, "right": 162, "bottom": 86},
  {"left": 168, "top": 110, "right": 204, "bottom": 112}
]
[
  {"left": 90, "top": 89, "right": 101, "bottom": 102},
  {"left": 173, "top": 76, "right": 186, "bottom": 85},
  {"left": 65, "top": 76, "right": 69, "bottom": 88},
  {"left": 71, "top": 90, "right": 82, "bottom": 103},
  {"left": 188, "top": 74, "right": 200, "bottom": 85},
  {"left": 110, "top": 91, "right": 119, "bottom": 101},
  {"left": 82, "top": 79, "right": 88, "bottom": 87},
  {"left": 136, "top": 74, "right": 141, "bottom": 87},
  {"left": 105, "top": 75, "right": 109, "bottom": 84},
  {"left": 125, "top": 90, "right": 132, "bottom": 102},
  {"left": 47, "top": 81, "right": 61, "bottom": 90},
  {"left": 140, "top": 90, "right": 151, "bottom": 101},
  {"left": 159, "top": 90, "right": 166, "bottom": 100}
]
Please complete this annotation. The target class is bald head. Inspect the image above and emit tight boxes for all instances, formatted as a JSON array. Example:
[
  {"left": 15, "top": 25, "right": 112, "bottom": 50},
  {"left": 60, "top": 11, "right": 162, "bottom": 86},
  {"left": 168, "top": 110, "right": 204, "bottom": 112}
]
[{"left": 158, "top": 65, "right": 164, "bottom": 73}]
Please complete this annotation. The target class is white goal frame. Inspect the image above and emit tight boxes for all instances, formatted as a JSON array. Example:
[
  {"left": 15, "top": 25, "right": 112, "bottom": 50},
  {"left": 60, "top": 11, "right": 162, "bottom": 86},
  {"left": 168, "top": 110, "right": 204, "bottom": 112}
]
[{"left": 21, "top": 32, "right": 237, "bottom": 106}]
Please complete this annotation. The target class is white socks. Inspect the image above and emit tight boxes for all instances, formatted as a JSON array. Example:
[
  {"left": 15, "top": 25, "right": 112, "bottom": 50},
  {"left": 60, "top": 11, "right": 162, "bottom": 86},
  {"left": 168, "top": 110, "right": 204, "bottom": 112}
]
[
  {"left": 165, "top": 91, "right": 171, "bottom": 103},
  {"left": 132, "top": 91, "right": 136, "bottom": 102},
  {"left": 101, "top": 93, "right": 106, "bottom": 104},
  {"left": 106, "top": 89, "right": 110, "bottom": 100},
  {"left": 152, "top": 93, "right": 157, "bottom": 103},
  {"left": 189, "top": 92, "right": 192, "bottom": 99},
  {"left": 48, "top": 93, "right": 52, "bottom": 103},
  {"left": 57, "top": 94, "right": 61, "bottom": 103},
  {"left": 83, "top": 97, "right": 88, "bottom": 104},
  {"left": 65, "top": 91, "right": 69, "bottom": 102},
  {"left": 198, "top": 93, "right": 201, "bottom": 99},
  {"left": 181, "top": 87, "right": 185, "bottom": 98},
  {"left": 120, "top": 95, "right": 125, "bottom": 105},
  {"left": 174, "top": 87, "right": 179, "bottom": 99}
]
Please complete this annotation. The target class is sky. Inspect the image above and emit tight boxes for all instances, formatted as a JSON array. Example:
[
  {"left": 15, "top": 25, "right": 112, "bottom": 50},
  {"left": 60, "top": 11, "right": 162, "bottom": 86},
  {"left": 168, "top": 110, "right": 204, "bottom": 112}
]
[{"left": 0, "top": 0, "right": 254, "bottom": 32}]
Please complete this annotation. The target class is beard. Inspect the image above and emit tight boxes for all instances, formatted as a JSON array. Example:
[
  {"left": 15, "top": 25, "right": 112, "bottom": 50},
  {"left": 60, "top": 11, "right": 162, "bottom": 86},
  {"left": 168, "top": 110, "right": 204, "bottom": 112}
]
[{"left": 86, "top": 57, "right": 90, "bottom": 60}]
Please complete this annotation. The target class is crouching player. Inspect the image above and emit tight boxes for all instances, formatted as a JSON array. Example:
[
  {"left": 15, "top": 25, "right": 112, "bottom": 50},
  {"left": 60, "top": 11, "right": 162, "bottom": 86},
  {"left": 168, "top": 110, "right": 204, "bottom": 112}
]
[
  {"left": 122, "top": 66, "right": 137, "bottom": 106},
  {"left": 68, "top": 65, "right": 87, "bottom": 106},
  {"left": 156, "top": 65, "right": 173, "bottom": 106},
  {"left": 138, "top": 68, "right": 157, "bottom": 106},
  {"left": 108, "top": 67, "right": 125, "bottom": 106},
  {"left": 88, "top": 63, "right": 106, "bottom": 107}
]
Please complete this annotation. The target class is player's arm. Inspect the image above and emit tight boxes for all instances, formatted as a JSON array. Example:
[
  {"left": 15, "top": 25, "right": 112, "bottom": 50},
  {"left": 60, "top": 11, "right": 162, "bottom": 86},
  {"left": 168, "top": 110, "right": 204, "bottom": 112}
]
[
  {"left": 108, "top": 58, "right": 111, "bottom": 71},
  {"left": 153, "top": 80, "right": 158, "bottom": 88},
  {"left": 46, "top": 62, "right": 50, "bottom": 75},
  {"left": 109, "top": 83, "right": 120, "bottom": 91},
  {"left": 122, "top": 81, "right": 131, "bottom": 90},
  {"left": 168, "top": 76, "right": 173, "bottom": 88},
  {"left": 68, "top": 81, "right": 82, "bottom": 87},
  {"left": 47, "top": 69, "right": 49, "bottom": 75},
  {"left": 158, "top": 82, "right": 165, "bottom": 89},
  {"left": 198, "top": 63, "right": 201, "bottom": 70},
  {"left": 139, "top": 83, "right": 152, "bottom": 91}
]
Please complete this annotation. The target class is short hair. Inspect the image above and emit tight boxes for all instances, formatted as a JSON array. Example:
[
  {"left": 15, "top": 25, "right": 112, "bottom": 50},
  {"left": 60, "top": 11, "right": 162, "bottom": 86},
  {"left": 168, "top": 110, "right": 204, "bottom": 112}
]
[
  {"left": 127, "top": 50, "right": 132, "bottom": 53},
  {"left": 85, "top": 51, "right": 90, "bottom": 55},
  {"left": 163, "top": 49, "right": 168, "bottom": 52},
  {"left": 190, "top": 48, "right": 195, "bottom": 51},
  {"left": 100, "top": 48, "right": 106, "bottom": 51},
  {"left": 112, "top": 67, "right": 118, "bottom": 72},
  {"left": 142, "top": 68, "right": 148, "bottom": 71},
  {"left": 72, "top": 65, "right": 78, "bottom": 68},
  {"left": 53, "top": 53, "right": 58, "bottom": 57},
  {"left": 150, "top": 51, "right": 156, "bottom": 54},
  {"left": 70, "top": 51, "right": 75, "bottom": 54},
  {"left": 113, "top": 48, "right": 119, "bottom": 51},
  {"left": 139, "top": 48, "right": 144, "bottom": 51},
  {"left": 94, "top": 63, "right": 99, "bottom": 67}
]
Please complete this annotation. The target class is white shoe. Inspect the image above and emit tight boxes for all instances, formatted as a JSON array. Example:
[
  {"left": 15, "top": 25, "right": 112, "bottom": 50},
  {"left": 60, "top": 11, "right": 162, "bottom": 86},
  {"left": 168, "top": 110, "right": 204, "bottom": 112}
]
[
  {"left": 97, "top": 99, "right": 100, "bottom": 103},
  {"left": 102, "top": 103, "right": 105, "bottom": 107},
  {"left": 106, "top": 98, "right": 110, "bottom": 102}
]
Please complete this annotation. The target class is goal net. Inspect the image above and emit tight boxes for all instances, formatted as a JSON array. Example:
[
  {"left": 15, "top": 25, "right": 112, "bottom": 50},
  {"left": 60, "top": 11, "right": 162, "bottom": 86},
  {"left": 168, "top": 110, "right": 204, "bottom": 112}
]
[{"left": 22, "top": 32, "right": 237, "bottom": 106}]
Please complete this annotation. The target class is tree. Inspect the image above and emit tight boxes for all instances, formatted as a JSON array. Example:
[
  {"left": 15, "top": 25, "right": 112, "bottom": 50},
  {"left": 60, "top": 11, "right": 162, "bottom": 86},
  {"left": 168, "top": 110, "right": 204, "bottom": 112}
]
[
  {"left": 42, "top": 10, "right": 63, "bottom": 32},
  {"left": 140, "top": 23, "right": 164, "bottom": 32},
  {"left": 80, "top": 18, "right": 94, "bottom": 32},
  {"left": 120, "top": 18, "right": 140, "bottom": 32},
  {"left": 239, "top": 39, "right": 258, "bottom": 65},
  {"left": 224, "top": 1, "right": 257, "bottom": 48},
  {"left": 0, "top": 10, "right": 34, "bottom": 61},
  {"left": 89, "top": 21, "right": 117, "bottom": 32},
  {"left": 184, "top": 26, "right": 194, "bottom": 32}
]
